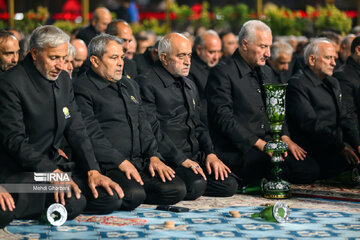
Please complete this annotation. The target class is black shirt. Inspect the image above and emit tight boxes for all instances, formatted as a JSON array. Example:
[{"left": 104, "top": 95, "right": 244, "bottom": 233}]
[
  {"left": 136, "top": 62, "right": 215, "bottom": 167},
  {"left": 74, "top": 68, "right": 160, "bottom": 171}
]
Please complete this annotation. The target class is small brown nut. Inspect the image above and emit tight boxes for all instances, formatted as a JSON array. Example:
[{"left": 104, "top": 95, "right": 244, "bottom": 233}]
[
  {"left": 229, "top": 210, "right": 239, "bottom": 215},
  {"left": 164, "top": 220, "right": 175, "bottom": 228}
]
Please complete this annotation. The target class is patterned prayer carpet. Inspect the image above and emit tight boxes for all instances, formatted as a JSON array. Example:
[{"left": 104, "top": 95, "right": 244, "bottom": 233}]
[{"left": 1, "top": 183, "right": 360, "bottom": 240}]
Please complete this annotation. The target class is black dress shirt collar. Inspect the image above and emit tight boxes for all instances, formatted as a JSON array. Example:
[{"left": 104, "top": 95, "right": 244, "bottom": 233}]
[
  {"left": 303, "top": 66, "right": 327, "bottom": 87},
  {"left": 23, "top": 54, "right": 60, "bottom": 90},
  {"left": 87, "top": 68, "right": 127, "bottom": 90},
  {"left": 153, "top": 62, "right": 192, "bottom": 90},
  {"left": 192, "top": 53, "right": 210, "bottom": 71},
  {"left": 232, "top": 50, "right": 253, "bottom": 77},
  {"left": 347, "top": 56, "right": 360, "bottom": 76}
]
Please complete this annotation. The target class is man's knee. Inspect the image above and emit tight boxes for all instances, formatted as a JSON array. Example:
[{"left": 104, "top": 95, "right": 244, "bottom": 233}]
[
  {"left": 84, "top": 188, "right": 122, "bottom": 214},
  {"left": 152, "top": 178, "right": 187, "bottom": 204},
  {"left": 121, "top": 185, "right": 146, "bottom": 211},
  {"left": 184, "top": 178, "right": 207, "bottom": 200},
  {"left": 204, "top": 174, "right": 238, "bottom": 197},
  {"left": 65, "top": 194, "right": 87, "bottom": 220},
  {"left": 0, "top": 210, "right": 14, "bottom": 228}
]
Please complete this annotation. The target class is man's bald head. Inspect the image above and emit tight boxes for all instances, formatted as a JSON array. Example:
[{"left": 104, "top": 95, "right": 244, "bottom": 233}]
[
  {"left": 106, "top": 20, "right": 133, "bottom": 53},
  {"left": 70, "top": 39, "right": 88, "bottom": 69},
  {"left": 195, "top": 30, "right": 222, "bottom": 67},
  {"left": 92, "top": 7, "right": 112, "bottom": 34},
  {"left": 158, "top": 33, "right": 192, "bottom": 77}
]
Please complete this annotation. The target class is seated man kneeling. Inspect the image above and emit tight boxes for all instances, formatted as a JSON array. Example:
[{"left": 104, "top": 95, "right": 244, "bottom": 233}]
[{"left": 73, "top": 34, "right": 186, "bottom": 210}]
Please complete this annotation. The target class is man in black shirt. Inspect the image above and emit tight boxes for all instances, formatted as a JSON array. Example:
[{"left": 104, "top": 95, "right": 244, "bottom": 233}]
[
  {"left": 0, "top": 30, "right": 19, "bottom": 74},
  {"left": 76, "top": 7, "right": 112, "bottom": 46},
  {"left": 133, "top": 41, "right": 159, "bottom": 75},
  {"left": 267, "top": 41, "right": 293, "bottom": 84},
  {"left": 74, "top": 34, "right": 186, "bottom": 210},
  {"left": 137, "top": 33, "right": 238, "bottom": 199},
  {"left": 0, "top": 26, "right": 123, "bottom": 227},
  {"left": 334, "top": 36, "right": 360, "bottom": 137},
  {"left": 206, "top": 20, "right": 318, "bottom": 186},
  {"left": 106, "top": 20, "right": 138, "bottom": 79},
  {"left": 189, "top": 30, "right": 222, "bottom": 125},
  {"left": 287, "top": 38, "right": 360, "bottom": 179}
]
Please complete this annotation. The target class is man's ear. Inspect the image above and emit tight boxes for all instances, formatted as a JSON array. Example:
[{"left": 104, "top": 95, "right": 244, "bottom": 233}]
[
  {"left": 241, "top": 39, "right": 248, "bottom": 51},
  {"left": 308, "top": 54, "right": 316, "bottom": 66},
  {"left": 90, "top": 55, "right": 100, "bottom": 68},
  {"left": 196, "top": 45, "right": 201, "bottom": 56},
  {"left": 355, "top": 45, "right": 360, "bottom": 56},
  {"left": 31, "top": 48, "right": 38, "bottom": 62},
  {"left": 160, "top": 53, "right": 168, "bottom": 66}
]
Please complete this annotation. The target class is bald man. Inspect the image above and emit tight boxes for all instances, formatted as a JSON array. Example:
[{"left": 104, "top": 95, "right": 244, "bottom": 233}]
[
  {"left": 189, "top": 30, "right": 222, "bottom": 125},
  {"left": 0, "top": 30, "right": 19, "bottom": 74},
  {"left": 136, "top": 33, "right": 238, "bottom": 199},
  {"left": 76, "top": 7, "right": 112, "bottom": 45},
  {"left": 106, "top": 19, "right": 138, "bottom": 79},
  {"left": 70, "top": 39, "right": 88, "bottom": 77}
]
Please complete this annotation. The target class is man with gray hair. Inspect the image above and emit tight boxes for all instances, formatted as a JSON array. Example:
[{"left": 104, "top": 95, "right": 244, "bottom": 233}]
[
  {"left": 267, "top": 41, "right": 294, "bottom": 83},
  {"left": 206, "top": 20, "right": 317, "bottom": 189},
  {"left": 64, "top": 43, "right": 76, "bottom": 78},
  {"left": 338, "top": 34, "right": 355, "bottom": 66},
  {"left": 73, "top": 34, "right": 186, "bottom": 210},
  {"left": 0, "top": 26, "right": 124, "bottom": 226},
  {"left": 189, "top": 30, "right": 222, "bottom": 125},
  {"left": 286, "top": 38, "right": 360, "bottom": 182},
  {"left": 0, "top": 30, "right": 19, "bottom": 73},
  {"left": 136, "top": 32, "right": 238, "bottom": 199}
]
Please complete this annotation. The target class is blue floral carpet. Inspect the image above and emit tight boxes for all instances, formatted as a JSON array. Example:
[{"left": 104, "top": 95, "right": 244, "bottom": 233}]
[{"left": 3, "top": 193, "right": 360, "bottom": 240}]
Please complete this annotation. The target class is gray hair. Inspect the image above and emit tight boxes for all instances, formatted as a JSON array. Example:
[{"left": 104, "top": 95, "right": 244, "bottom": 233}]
[
  {"left": 67, "top": 43, "right": 76, "bottom": 58},
  {"left": 340, "top": 34, "right": 356, "bottom": 48},
  {"left": 304, "top": 38, "right": 331, "bottom": 65},
  {"left": 270, "top": 41, "right": 293, "bottom": 60},
  {"left": 194, "top": 29, "right": 219, "bottom": 48},
  {"left": 238, "top": 20, "right": 271, "bottom": 45},
  {"left": 158, "top": 32, "right": 188, "bottom": 60},
  {"left": 30, "top": 25, "right": 70, "bottom": 51},
  {"left": 88, "top": 34, "right": 123, "bottom": 59}
]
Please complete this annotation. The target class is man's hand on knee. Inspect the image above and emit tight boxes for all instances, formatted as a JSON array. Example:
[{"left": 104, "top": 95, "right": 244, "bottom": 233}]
[{"left": 87, "top": 170, "right": 124, "bottom": 199}]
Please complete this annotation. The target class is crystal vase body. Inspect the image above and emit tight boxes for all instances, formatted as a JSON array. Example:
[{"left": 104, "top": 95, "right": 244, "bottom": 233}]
[{"left": 262, "top": 83, "right": 291, "bottom": 199}]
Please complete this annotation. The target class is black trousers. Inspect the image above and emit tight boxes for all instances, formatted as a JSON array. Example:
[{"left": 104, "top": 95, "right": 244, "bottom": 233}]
[
  {"left": 3, "top": 173, "right": 86, "bottom": 223},
  {"left": 0, "top": 210, "right": 14, "bottom": 228},
  {"left": 228, "top": 148, "right": 320, "bottom": 186},
  {"left": 106, "top": 169, "right": 186, "bottom": 209},
  {"left": 310, "top": 148, "right": 352, "bottom": 179},
  {"left": 175, "top": 166, "right": 207, "bottom": 200},
  {"left": 73, "top": 174, "right": 122, "bottom": 215}
]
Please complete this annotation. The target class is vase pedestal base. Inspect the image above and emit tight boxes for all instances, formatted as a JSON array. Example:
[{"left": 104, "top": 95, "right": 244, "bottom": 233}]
[{"left": 262, "top": 179, "right": 291, "bottom": 199}]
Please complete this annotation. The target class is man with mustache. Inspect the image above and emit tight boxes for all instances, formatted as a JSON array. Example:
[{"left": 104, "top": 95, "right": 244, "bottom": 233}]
[
  {"left": 206, "top": 20, "right": 318, "bottom": 189},
  {"left": 0, "top": 30, "right": 19, "bottom": 74},
  {"left": 0, "top": 26, "right": 124, "bottom": 227},
  {"left": 286, "top": 38, "right": 360, "bottom": 181},
  {"left": 136, "top": 33, "right": 238, "bottom": 199},
  {"left": 106, "top": 19, "right": 138, "bottom": 79},
  {"left": 73, "top": 34, "right": 186, "bottom": 210}
]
